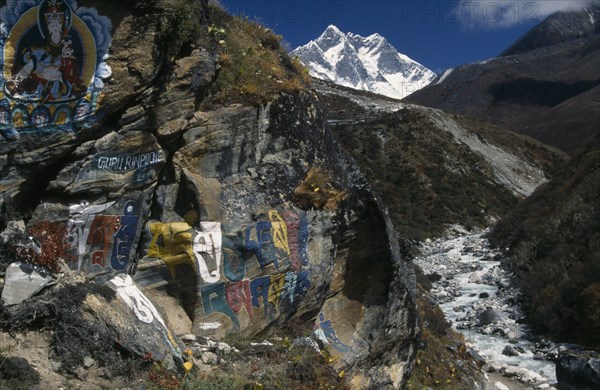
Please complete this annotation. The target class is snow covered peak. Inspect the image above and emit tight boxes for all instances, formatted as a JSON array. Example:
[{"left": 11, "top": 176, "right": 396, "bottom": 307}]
[
  {"left": 292, "top": 26, "right": 436, "bottom": 99},
  {"left": 324, "top": 24, "right": 343, "bottom": 35}
]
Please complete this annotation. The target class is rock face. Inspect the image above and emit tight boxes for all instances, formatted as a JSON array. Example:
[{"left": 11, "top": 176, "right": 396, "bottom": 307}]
[
  {"left": 1, "top": 262, "right": 57, "bottom": 306},
  {"left": 0, "top": 0, "right": 418, "bottom": 387}
]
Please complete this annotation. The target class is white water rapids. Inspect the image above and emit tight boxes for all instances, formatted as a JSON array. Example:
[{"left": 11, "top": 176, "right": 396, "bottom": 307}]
[{"left": 414, "top": 229, "right": 557, "bottom": 387}]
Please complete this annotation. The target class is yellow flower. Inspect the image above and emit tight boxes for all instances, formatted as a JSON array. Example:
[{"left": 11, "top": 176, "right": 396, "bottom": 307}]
[{"left": 183, "top": 361, "right": 193, "bottom": 373}]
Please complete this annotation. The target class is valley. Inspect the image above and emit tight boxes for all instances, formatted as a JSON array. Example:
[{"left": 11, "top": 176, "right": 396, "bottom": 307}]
[{"left": 0, "top": 1, "right": 598, "bottom": 389}]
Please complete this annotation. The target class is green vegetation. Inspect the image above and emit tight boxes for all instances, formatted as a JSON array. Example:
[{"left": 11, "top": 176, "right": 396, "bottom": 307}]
[
  {"left": 186, "top": 375, "right": 247, "bottom": 390},
  {"left": 158, "top": 0, "right": 205, "bottom": 60},
  {"left": 202, "top": 4, "right": 311, "bottom": 107},
  {"left": 407, "top": 284, "right": 483, "bottom": 389},
  {"left": 332, "top": 109, "right": 519, "bottom": 244},
  {"left": 489, "top": 134, "right": 600, "bottom": 348}
]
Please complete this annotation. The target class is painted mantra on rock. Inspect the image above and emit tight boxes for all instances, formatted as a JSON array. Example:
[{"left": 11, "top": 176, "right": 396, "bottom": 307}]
[
  {"left": 317, "top": 312, "right": 351, "bottom": 353},
  {"left": 95, "top": 150, "right": 163, "bottom": 172},
  {"left": 194, "top": 222, "right": 223, "bottom": 284},
  {"left": 148, "top": 210, "right": 310, "bottom": 284},
  {"left": 201, "top": 270, "right": 311, "bottom": 328},
  {"left": 109, "top": 274, "right": 181, "bottom": 356},
  {"left": 147, "top": 210, "right": 312, "bottom": 329},
  {"left": 65, "top": 200, "right": 140, "bottom": 273}
]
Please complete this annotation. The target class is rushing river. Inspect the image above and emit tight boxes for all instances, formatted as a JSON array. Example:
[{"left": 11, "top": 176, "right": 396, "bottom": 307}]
[{"left": 414, "top": 229, "right": 557, "bottom": 386}]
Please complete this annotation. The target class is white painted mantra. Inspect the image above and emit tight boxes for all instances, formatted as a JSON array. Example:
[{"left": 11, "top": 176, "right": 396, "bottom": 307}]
[
  {"left": 109, "top": 274, "right": 168, "bottom": 326},
  {"left": 96, "top": 150, "right": 163, "bottom": 172},
  {"left": 66, "top": 200, "right": 115, "bottom": 271},
  {"left": 109, "top": 274, "right": 181, "bottom": 355},
  {"left": 194, "top": 222, "right": 222, "bottom": 284}
]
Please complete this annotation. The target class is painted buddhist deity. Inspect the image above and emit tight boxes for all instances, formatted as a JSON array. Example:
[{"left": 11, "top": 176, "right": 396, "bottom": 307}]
[{"left": 0, "top": 0, "right": 112, "bottom": 139}]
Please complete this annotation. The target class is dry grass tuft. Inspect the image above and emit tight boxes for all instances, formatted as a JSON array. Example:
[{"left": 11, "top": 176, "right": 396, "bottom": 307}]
[
  {"left": 203, "top": 4, "right": 311, "bottom": 107},
  {"left": 293, "top": 167, "right": 347, "bottom": 211}
]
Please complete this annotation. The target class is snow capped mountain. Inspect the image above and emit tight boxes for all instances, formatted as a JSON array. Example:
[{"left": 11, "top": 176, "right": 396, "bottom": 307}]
[{"left": 292, "top": 25, "right": 436, "bottom": 99}]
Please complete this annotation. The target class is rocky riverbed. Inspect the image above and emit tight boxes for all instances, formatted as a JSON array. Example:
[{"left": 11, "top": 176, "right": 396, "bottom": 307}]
[{"left": 414, "top": 226, "right": 560, "bottom": 389}]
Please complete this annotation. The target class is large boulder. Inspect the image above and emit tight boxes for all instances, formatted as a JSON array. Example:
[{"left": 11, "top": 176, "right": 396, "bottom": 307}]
[
  {"left": 0, "top": 276, "right": 185, "bottom": 375},
  {"left": 556, "top": 351, "right": 600, "bottom": 390},
  {"left": 478, "top": 308, "right": 500, "bottom": 326},
  {"left": 134, "top": 91, "right": 419, "bottom": 388},
  {"left": 0, "top": 0, "right": 418, "bottom": 388}
]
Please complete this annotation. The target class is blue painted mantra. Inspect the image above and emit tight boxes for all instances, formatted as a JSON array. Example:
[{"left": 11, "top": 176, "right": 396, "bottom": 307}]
[
  {"left": 0, "top": 0, "right": 113, "bottom": 139},
  {"left": 65, "top": 200, "right": 140, "bottom": 273},
  {"left": 200, "top": 270, "right": 311, "bottom": 328},
  {"left": 318, "top": 312, "right": 351, "bottom": 353},
  {"left": 147, "top": 210, "right": 313, "bottom": 328}
]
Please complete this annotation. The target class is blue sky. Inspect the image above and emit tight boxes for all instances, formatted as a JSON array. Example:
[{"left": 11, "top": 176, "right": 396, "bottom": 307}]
[{"left": 218, "top": 0, "right": 596, "bottom": 73}]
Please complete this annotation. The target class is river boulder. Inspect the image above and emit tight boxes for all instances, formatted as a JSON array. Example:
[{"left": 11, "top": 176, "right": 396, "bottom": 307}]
[{"left": 556, "top": 351, "right": 600, "bottom": 390}]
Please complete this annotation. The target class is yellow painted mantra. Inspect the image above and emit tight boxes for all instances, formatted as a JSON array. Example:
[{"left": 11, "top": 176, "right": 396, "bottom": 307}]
[
  {"left": 269, "top": 210, "right": 291, "bottom": 256},
  {"left": 148, "top": 222, "right": 195, "bottom": 277},
  {"left": 268, "top": 273, "right": 286, "bottom": 310},
  {"left": 149, "top": 210, "right": 293, "bottom": 280}
]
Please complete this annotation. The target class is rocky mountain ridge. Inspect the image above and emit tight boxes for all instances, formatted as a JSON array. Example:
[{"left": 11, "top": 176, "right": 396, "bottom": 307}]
[
  {"left": 501, "top": 6, "right": 599, "bottom": 56},
  {"left": 406, "top": 6, "right": 600, "bottom": 155}
]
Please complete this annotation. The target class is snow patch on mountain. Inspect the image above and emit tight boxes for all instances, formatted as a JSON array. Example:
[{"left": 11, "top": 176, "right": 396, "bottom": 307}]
[{"left": 292, "top": 25, "right": 436, "bottom": 99}]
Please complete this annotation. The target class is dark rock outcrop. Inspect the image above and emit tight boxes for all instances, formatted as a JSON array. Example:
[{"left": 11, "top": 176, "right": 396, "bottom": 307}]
[
  {"left": 478, "top": 308, "right": 500, "bottom": 326},
  {"left": 502, "top": 345, "right": 519, "bottom": 357},
  {"left": 556, "top": 351, "right": 600, "bottom": 390},
  {"left": 0, "top": 0, "right": 419, "bottom": 387}
]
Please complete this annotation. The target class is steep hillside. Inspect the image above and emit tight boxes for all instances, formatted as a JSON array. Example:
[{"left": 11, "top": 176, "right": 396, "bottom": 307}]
[
  {"left": 313, "top": 80, "right": 566, "bottom": 389},
  {"left": 405, "top": 7, "right": 600, "bottom": 155},
  {"left": 315, "top": 80, "right": 565, "bottom": 243},
  {"left": 489, "top": 132, "right": 600, "bottom": 348},
  {"left": 501, "top": 6, "right": 600, "bottom": 56}
]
